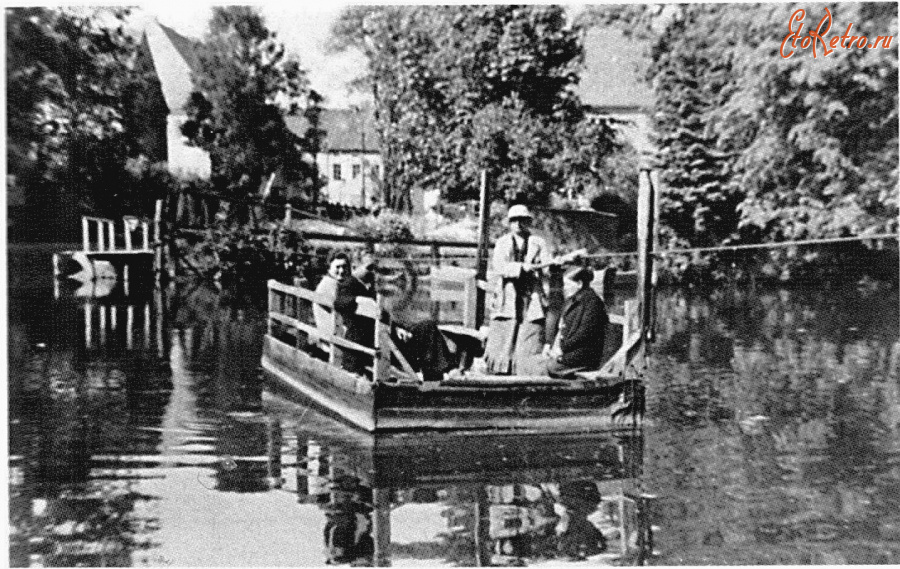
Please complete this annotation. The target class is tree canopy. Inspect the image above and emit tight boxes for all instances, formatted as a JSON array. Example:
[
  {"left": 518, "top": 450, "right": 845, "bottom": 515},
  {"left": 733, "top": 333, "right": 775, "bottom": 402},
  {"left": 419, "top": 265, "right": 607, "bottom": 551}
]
[
  {"left": 181, "top": 6, "right": 319, "bottom": 203},
  {"left": 7, "top": 7, "right": 150, "bottom": 233},
  {"left": 583, "top": 2, "right": 898, "bottom": 281},
  {"left": 331, "top": 5, "right": 628, "bottom": 210}
]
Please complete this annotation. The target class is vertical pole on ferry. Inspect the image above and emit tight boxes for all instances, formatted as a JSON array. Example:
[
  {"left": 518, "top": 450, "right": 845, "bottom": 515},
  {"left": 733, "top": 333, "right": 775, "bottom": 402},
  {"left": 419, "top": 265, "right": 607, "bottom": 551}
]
[
  {"left": 636, "top": 170, "right": 656, "bottom": 349},
  {"left": 474, "top": 170, "right": 491, "bottom": 328},
  {"left": 373, "top": 294, "right": 391, "bottom": 384}
]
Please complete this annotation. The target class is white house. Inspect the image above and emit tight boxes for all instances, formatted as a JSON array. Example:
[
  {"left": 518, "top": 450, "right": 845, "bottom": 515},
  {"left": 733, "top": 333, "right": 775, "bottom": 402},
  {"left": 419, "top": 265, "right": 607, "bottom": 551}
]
[{"left": 287, "top": 108, "right": 383, "bottom": 209}]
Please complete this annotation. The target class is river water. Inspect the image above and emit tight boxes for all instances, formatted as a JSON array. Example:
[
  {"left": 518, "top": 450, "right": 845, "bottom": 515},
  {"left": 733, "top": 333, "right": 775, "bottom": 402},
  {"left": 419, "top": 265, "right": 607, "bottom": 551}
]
[{"left": 8, "top": 245, "right": 900, "bottom": 566}]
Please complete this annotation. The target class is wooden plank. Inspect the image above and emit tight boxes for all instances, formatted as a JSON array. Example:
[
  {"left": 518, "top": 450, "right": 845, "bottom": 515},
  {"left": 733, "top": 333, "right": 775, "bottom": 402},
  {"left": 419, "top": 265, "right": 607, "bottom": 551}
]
[
  {"left": 267, "top": 280, "right": 378, "bottom": 319},
  {"left": 269, "top": 312, "right": 376, "bottom": 356},
  {"left": 438, "top": 324, "right": 486, "bottom": 341},
  {"left": 440, "top": 375, "right": 589, "bottom": 388},
  {"left": 263, "top": 338, "right": 376, "bottom": 431},
  {"left": 431, "top": 288, "right": 467, "bottom": 302}
]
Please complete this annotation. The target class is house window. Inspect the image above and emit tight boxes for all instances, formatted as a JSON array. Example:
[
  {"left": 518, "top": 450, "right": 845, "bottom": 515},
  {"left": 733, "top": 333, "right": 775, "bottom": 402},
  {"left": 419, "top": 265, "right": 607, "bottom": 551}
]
[
  {"left": 352, "top": 164, "right": 361, "bottom": 179},
  {"left": 371, "top": 164, "right": 380, "bottom": 179},
  {"left": 333, "top": 164, "right": 342, "bottom": 181}
]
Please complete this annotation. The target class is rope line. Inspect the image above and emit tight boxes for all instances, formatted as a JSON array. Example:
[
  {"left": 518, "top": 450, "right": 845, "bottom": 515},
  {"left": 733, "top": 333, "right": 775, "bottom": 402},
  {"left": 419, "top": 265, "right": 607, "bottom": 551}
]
[{"left": 582, "top": 232, "right": 900, "bottom": 260}]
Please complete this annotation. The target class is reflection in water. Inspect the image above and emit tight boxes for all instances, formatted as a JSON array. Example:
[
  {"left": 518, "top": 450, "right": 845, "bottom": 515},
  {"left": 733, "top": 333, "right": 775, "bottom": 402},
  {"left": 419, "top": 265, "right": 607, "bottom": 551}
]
[
  {"left": 8, "top": 249, "right": 900, "bottom": 567},
  {"left": 647, "top": 286, "right": 900, "bottom": 565},
  {"left": 261, "top": 401, "right": 652, "bottom": 567}
]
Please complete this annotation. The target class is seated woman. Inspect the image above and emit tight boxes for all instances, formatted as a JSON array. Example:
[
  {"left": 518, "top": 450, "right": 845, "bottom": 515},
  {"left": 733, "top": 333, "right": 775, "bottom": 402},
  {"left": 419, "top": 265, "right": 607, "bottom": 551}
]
[
  {"left": 313, "top": 251, "right": 374, "bottom": 376},
  {"left": 315, "top": 251, "right": 453, "bottom": 381},
  {"left": 520, "top": 266, "right": 608, "bottom": 378}
]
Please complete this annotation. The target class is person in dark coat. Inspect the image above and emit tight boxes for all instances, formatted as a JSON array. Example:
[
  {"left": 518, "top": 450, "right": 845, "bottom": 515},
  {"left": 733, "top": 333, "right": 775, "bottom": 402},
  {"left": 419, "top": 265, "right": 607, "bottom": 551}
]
[
  {"left": 521, "top": 266, "right": 607, "bottom": 378},
  {"left": 326, "top": 252, "right": 453, "bottom": 381}
]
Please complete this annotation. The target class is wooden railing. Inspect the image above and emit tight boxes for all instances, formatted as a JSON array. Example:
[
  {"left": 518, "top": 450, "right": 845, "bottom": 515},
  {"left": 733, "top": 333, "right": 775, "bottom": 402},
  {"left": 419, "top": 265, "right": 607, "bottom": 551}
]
[
  {"left": 81, "top": 216, "right": 151, "bottom": 253},
  {"left": 266, "top": 280, "right": 419, "bottom": 384}
]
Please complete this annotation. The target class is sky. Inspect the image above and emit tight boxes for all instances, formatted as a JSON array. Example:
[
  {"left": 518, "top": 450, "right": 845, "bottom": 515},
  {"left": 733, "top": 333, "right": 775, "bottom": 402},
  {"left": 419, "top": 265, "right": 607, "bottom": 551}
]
[
  {"left": 134, "top": 2, "right": 370, "bottom": 108},
  {"left": 133, "top": 3, "right": 596, "bottom": 110}
]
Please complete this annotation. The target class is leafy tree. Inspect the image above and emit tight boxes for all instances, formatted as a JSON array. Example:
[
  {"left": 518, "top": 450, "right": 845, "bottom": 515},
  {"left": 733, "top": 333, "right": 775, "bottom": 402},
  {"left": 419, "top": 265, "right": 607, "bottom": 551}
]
[
  {"left": 331, "top": 5, "right": 623, "bottom": 210},
  {"left": 181, "top": 6, "right": 318, "bottom": 206},
  {"left": 7, "top": 7, "right": 149, "bottom": 237},
  {"left": 584, "top": 3, "right": 898, "bottom": 282}
]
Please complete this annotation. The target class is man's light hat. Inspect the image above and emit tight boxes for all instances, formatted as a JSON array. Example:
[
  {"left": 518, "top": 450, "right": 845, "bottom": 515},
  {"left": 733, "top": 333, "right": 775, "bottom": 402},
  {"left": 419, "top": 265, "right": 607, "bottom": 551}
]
[{"left": 507, "top": 204, "right": 533, "bottom": 220}]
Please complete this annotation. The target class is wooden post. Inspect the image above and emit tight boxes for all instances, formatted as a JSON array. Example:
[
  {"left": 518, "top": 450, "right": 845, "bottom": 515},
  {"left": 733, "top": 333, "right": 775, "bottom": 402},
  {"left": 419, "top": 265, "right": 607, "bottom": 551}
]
[
  {"left": 372, "top": 488, "right": 392, "bottom": 567},
  {"left": 636, "top": 170, "right": 656, "bottom": 343},
  {"left": 328, "top": 310, "right": 340, "bottom": 366},
  {"left": 462, "top": 273, "right": 478, "bottom": 328},
  {"left": 142, "top": 221, "right": 149, "bottom": 251},
  {"left": 284, "top": 203, "right": 292, "bottom": 227},
  {"left": 430, "top": 243, "right": 441, "bottom": 321},
  {"left": 266, "top": 418, "right": 283, "bottom": 489},
  {"left": 126, "top": 305, "right": 134, "bottom": 350},
  {"left": 144, "top": 301, "right": 151, "bottom": 351},
  {"left": 155, "top": 287, "right": 166, "bottom": 360},
  {"left": 99, "top": 305, "right": 107, "bottom": 347},
  {"left": 474, "top": 170, "right": 491, "bottom": 328},
  {"left": 84, "top": 302, "right": 92, "bottom": 349},
  {"left": 153, "top": 199, "right": 163, "bottom": 283},
  {"left": 473, "top": 486, "right": 492, "bottom": 567},
  {"left": 107, "top": 221, "right": 115, "bottom": 251},
  {"left": 82, "top": 217, "right": 90, "bottom": 251},
  {"left": 267, "top": 285, "right": 274, "bottom": 337},
  {"left": 124, "top": 219, "right": 132, "bottom": 251},
  {"left": 97, "top": 221, "right": 105, "bottom": 252},
  {"left": 648, "top": 169, "right": 661, "bottom": 343},
  {"left": 373, "top": 294, "right": 390, "bottom": 383}
]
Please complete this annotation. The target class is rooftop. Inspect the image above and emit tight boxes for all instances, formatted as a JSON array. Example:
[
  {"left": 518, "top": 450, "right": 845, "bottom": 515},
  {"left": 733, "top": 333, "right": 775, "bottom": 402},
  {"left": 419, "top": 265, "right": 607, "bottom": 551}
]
[{"left": 286, "top": 108, "right": 380, "bottom": 153}]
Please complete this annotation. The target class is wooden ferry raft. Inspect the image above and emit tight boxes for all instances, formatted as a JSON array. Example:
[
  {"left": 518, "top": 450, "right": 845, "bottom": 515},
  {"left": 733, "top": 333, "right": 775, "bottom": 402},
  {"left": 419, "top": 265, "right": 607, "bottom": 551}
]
[{"left": 261, "top": 171, "right": 659, "bottom": 433}]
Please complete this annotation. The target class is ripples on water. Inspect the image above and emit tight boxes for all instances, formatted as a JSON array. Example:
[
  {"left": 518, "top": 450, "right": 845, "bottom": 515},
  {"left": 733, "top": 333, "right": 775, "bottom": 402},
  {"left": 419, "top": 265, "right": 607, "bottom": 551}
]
[{"left": 8, "top": 245, "right": 900, "bottom": 566}]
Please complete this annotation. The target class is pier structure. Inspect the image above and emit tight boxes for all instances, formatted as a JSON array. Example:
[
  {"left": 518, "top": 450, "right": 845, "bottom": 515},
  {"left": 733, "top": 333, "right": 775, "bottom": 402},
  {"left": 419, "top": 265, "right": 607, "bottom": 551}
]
[{"left": 53, "top": 214, "right": 157, "bottom": 294}]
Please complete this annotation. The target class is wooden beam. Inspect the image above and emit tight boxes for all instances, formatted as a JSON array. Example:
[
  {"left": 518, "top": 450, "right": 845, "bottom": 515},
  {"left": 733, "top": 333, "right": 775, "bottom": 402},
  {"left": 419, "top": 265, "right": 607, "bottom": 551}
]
[
  {"left": 267, "top": 280, "right": 378, "bottom": 320},
  {"left": 269, "top": 312, "right": 376, "bottom": 356},
  {"left": 388, "top": 337, "right": 418, "bottom": 381}
]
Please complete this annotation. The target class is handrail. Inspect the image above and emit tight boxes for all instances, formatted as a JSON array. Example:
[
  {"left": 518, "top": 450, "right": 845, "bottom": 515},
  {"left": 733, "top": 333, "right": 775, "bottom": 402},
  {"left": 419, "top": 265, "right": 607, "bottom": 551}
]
[
  {"left": 267, "top": 279, "right": 379, "bottom": 320},
  {"left": 267, "top": 279, "right": 404, "bottom": 383},
  {"left": 269, "top": 312, "right": 375, "bottom": 356},
  {"left": 81, "top": 215, "right": 153, "bottom": 253}
]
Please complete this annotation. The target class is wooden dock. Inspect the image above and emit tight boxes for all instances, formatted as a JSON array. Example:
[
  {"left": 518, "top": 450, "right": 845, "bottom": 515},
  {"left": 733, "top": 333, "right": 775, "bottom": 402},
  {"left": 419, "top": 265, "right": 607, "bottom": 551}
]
[{"left": 53, "top": 215, "right": 156, "bottom": 293}]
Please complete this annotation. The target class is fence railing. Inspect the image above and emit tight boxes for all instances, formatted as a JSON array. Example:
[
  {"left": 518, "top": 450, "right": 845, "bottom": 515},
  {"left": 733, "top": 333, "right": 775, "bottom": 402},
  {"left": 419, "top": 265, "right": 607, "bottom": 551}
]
[
  {"left": 81, "top": 216, "right": 151, "bottom": 253},
  {"left": 266, "top": 279, "right": 419, "bottom": 384}
]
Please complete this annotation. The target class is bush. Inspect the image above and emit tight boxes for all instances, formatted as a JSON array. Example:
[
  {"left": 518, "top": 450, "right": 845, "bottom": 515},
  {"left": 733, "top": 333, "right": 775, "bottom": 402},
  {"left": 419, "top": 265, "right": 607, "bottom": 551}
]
[{"left": 346, "top": 211, "right": 415, "bottom": 242}]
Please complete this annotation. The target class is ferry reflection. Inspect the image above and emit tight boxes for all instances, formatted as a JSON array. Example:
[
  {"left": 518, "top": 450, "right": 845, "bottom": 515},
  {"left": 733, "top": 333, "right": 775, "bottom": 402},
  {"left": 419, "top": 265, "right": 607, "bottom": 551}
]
[{"left": 265, "top": 393, "right": 654, "bottom": 566}]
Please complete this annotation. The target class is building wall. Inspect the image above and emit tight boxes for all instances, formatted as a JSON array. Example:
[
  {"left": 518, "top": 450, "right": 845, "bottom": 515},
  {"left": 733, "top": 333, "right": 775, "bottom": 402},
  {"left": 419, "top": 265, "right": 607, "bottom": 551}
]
[
  {"left": 316, "top": 151, "right": 383, "bottom": 208},
  {"left": 166, "top": 115, "right": 212, "bottom": 180}
]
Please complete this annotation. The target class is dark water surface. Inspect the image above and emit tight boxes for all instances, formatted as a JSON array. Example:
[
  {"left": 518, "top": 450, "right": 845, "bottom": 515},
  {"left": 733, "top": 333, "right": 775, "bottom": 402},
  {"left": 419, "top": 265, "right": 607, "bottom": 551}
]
[{"left": 8, "top": 245, "right": 900, "bottom": 566}]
